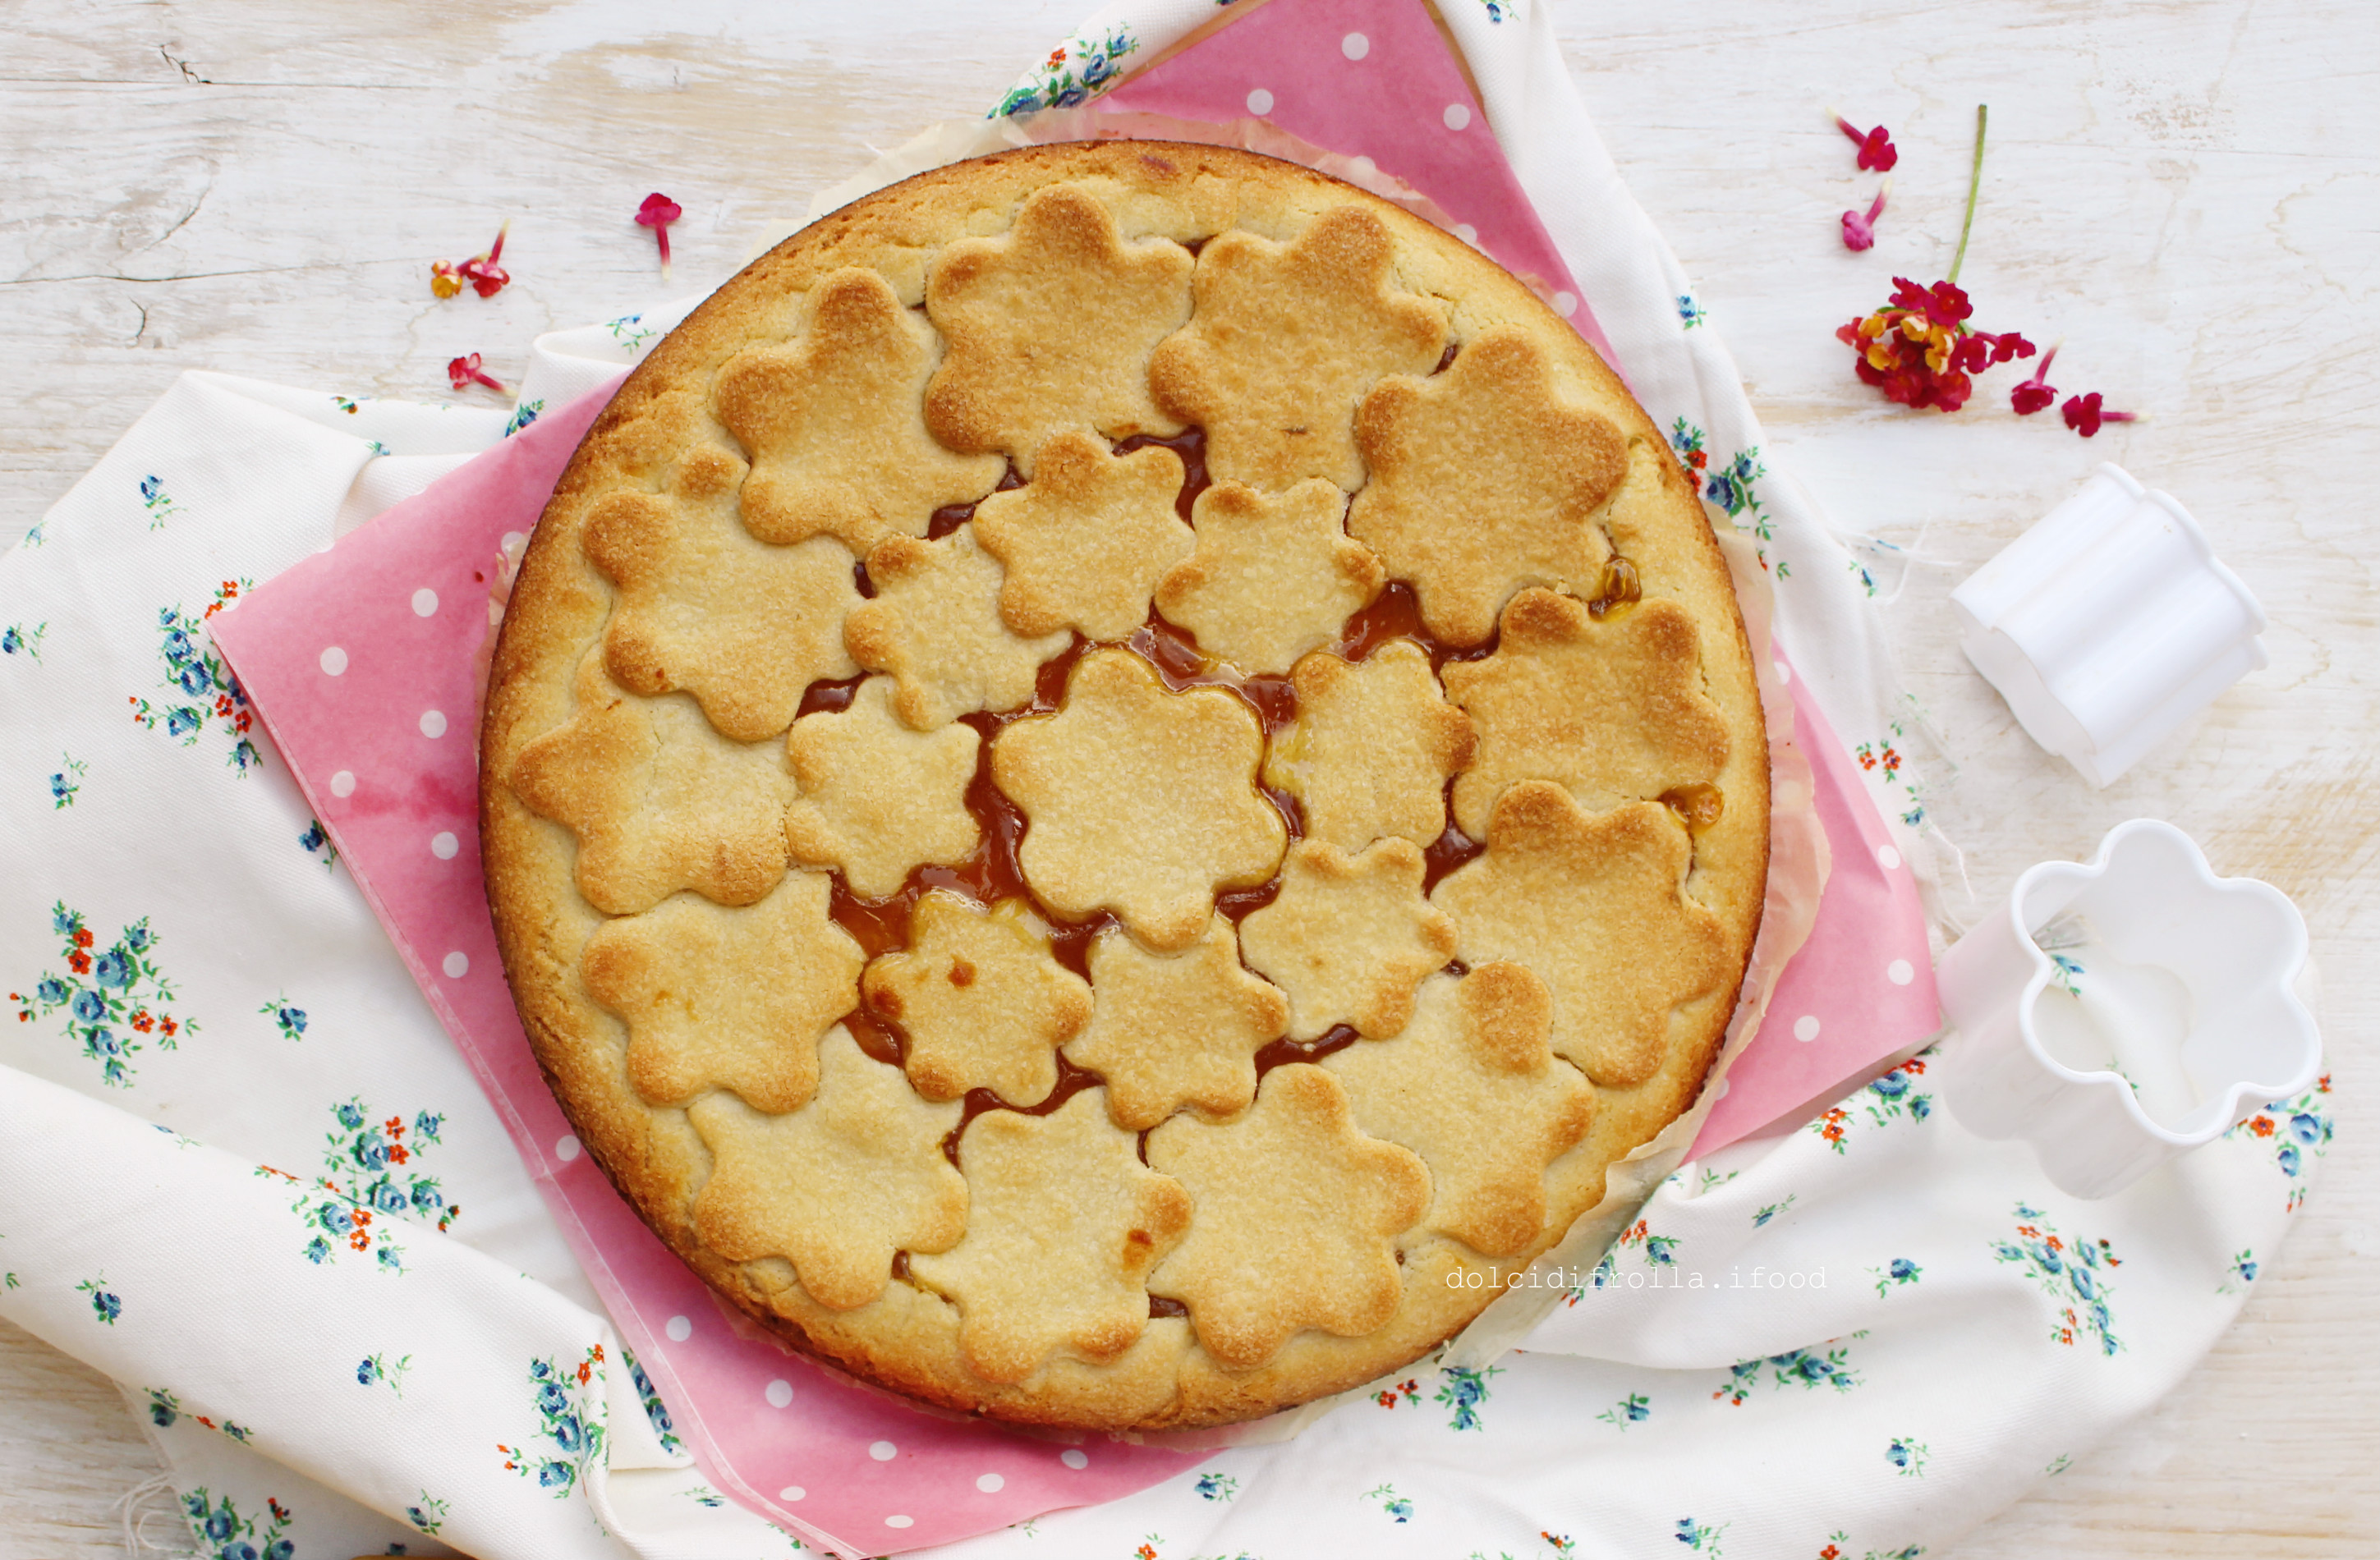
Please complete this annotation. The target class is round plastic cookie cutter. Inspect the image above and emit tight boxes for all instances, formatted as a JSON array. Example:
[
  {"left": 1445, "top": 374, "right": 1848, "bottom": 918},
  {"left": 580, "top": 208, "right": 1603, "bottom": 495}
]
[
  {"left": 1936, "top": 819, "right": 2321, "bottom": 1199},
  {"left": 1950, "top": 462, "right": 2267, "bottom": 788}
]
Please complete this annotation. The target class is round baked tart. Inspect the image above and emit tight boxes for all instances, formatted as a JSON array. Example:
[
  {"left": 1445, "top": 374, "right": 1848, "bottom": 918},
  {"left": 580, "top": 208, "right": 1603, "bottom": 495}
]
[{"left": 482, "top": 140, "right": 1768, "bottom": 1432}]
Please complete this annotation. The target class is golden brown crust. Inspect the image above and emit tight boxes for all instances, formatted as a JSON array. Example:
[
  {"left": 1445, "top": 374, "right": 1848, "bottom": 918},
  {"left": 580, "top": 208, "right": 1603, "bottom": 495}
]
[
  {"left": 1444, "top": 588, "right": 1732, "bottom": 839},
  {"left": 1268, "top": 641, "right": 1474, "bottom": 851},
  {"left": 1149, "top": 203, "right": 1449, "bottom": 492},
  {"left": 912, "top": 1091, "right": 1192, "bottom": 1384},
  {"left": 715, "top": 266, "right": 1007, "bottom": 556},
  {"left": 1348, "top": 333, "right": 1627, "bottom": 647},
  {"left": 972, "top": 429, "right": 1194, "bottom": 640},
  {"left": 1064, "top": 915, "right": 1289, "bottom": 1131},
  {"left": 688, "top": 1031, "right": 967, "bottom": 1312},
  {"left": 991, "top": 648, "right": 1286, "bottom": 952},
  {"left": 480, "top": 140, "right": 1767, "bottom": 1433},
  {"left": 1145, "top": 1065, "right": 1431, "bottom": 1370},
  {"left": 1433, "top": 785, "right": 1736, "bottom": 1088},
  {"left": 783, "top": 677, "right": 980, "bottom": 898},
  {"left": 582, "top": 872, "right": 863, "bottom": 1114},
  {"left": 1326, "top": 964, "right": 1594, "bottom": 1257},
  {"left": 925, "top": 182, "right": 1191, "bottom": 466},
  {"left": 1154, "top": 479, "right": 1384, "bottom": 674},
  {"left": 1237, "top": 838, "right": 1457, "bottom": 1040},
  {"left": 846, "top": 526, "right": 1070, "bottom": 730},
  {"left": 861, "top": 892, "right": 1092, "bottom": 1107}
]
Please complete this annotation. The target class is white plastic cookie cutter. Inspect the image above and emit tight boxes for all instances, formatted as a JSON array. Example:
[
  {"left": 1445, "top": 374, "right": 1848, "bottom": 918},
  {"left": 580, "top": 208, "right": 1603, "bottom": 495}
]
[
  {"left": 1937, "top": 819, "right": 2321, "bottom": 1198},
  {"left": 1951, "top": 463, "right": 2267, "bottom": 788}
]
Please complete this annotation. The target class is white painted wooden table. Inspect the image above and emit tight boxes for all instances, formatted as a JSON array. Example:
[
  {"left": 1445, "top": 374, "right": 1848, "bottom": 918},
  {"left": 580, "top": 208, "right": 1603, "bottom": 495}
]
[{"left": 3, "top": 0, "right": 2374, "bottom": 1552}]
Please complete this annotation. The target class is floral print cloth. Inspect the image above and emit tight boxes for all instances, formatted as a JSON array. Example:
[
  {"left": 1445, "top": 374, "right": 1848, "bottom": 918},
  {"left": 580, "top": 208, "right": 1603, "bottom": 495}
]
[{"left": 0, "top": 2, "right": 2327, "bottom": 1557}]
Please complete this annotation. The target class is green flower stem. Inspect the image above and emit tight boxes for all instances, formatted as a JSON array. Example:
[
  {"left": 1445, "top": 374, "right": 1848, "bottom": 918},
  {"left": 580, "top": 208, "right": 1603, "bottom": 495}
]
[{"left": 1949, "top": 103, "right": 1988, "bottom": 285}]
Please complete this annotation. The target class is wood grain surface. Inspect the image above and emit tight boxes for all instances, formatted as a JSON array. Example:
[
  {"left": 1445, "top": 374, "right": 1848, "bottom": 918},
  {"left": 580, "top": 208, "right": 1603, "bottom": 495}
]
[{"left": 2, "top": 0, "right": 2374, "bottom": 1552}]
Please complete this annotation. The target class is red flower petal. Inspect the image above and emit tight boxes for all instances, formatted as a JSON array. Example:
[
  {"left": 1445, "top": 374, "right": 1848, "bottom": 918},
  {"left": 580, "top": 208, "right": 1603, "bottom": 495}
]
[
  {"left": 1840, "top": 181, "right": 1891, "bottom": 252},
  {"left": 1925, "top": 280, "right": 1973, "bottom": 328},
  {"left": 2062, "top": 392, "right": 2104, "bottom": 437},
  {"left": 1990, "top": 331, "right": 2037, "bottom": 365},
  {"left": 636, "top": 192, "right": 681, "bottom": 274},
  {"left": 1834, "top": 115, "right": 1900, "bottom": 173}
]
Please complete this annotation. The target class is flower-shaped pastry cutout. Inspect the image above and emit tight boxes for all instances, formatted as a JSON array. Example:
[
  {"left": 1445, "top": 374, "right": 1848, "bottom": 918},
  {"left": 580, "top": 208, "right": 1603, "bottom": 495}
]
[
  {"left": 508, "top": 654, "right": 793, "bottom": 915},
  {"left": 1153, "top": 479, "right": 1385, "bottom": 675},
  {"left": 1348, "top": 333, "right": 1630, "bottom": 646},
  {"left": 581, "top": 445, "right": 861, "bottom": 743},
  {"left": 1238, "top": 839, "right": 1457, "bottom": 1040},
  {"left": 846, "top": 525, "right": 1071, "bottom": 730},
  {"left": 1443, "top": 588, "right": 1730, "bottom": 839},
  {"left": 783, "top": 677, "right": 980, "bottom": 899},
  {"left": 688, "top": 1030, "right": 966, "bottom": 1311},
  {"left": 925, "top": 182, "right": 1191, "bottom": 468},
  {"left": 1326, "top": 964, "right": 1595, "bottom": 1257},
  {"left": 1064, "top": 915, "right": 1289, "bottom": 1131},
  {"left": 582, "top": 871, "right": 864, "bottom": 1114},
  {"left": 1265, "top": 642, "right": 1473, "bottom": 851},
  {"left": 1432, "top": 784, "right": 1734, "bottom": 1088},
  {"left": 912, "top": 1090, "right": 1192, "bottom": 1384},
  {"left": 993, "top": 649, "right": 1286, "bottom": 952},
  {"left": 1149, "top": 204, "right": 1449, "bottom": 492},
  {"left": 862, "top": 892, "right": 1093, "bottom": 1107},
  {"left": 714, "top": 266, "right": 1005, "bottom": 556},
  {"left": 972, "top": 430, "right": 1192, "bottom": 641},
  {"left": 1146, "top": 1064, "right": 1430, "bottom": 1370}
]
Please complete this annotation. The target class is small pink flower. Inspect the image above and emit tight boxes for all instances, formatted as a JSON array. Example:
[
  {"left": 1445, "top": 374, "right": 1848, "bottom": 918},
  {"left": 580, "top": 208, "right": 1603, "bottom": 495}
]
[
  {"left": 2061, "top": 391, "right": 2137, "bottom": 438},
  {"left": 432, "top": 223, "right": 511, "bottom": 300},
  {"left": 2010, "top": 343, "right": 2061, "bottom": 415},
  {"left": 447, "top": 352, "right": 509, "bottom": 396},
  {"left": 457, "top": 222, "right": 512, "bottom": 298},
  {"left": 1832, "top": 112, "right": 1899, "bottom": 172},
  {"left": 1840, "top": 180, "right": 1890, "bottom": 251},
  {"left": 636, "top": 192, "right": 683, "bottom": 278}
]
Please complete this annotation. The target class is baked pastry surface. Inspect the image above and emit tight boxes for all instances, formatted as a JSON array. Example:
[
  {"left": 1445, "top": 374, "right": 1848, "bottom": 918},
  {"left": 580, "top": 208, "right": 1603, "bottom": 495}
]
[{"left": 482, "top": 140, "right": 1767, "bottom": 1430}]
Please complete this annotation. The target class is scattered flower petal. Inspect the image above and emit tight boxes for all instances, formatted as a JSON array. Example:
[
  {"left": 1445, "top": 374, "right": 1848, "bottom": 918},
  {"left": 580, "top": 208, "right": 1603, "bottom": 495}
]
[
  {"left": 1841, "top": 180, "right": 1890, "bottom": 252},
  {"left": 431, "top": 224, "right": 511, "bottom": 300},
  {"left": 448, "top": 353, "right": 509, "bottom": 397},
  {"left": 2010, "top": 343, "right": 2061, "bottom": 415},
  {"left": 636, "top": 192, "right": 682, "bottom": 278},
  {"left": 2061, "top": 392, "right": 2136, "bottom": 438},
  {"left": 457, "top": 222, "right": 512, "bottom": 299},
  {"left": 1832, "top": 112, "right": 1899, "bottom": 172}
]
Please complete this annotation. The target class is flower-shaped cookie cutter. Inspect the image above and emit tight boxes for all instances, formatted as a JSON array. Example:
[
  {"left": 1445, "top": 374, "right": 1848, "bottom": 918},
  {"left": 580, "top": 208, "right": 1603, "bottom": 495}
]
[
  {"left": 1937, "top": 819, "right": 2320, "bottom": 1198},
  {"left": 1951, "top": 463, "right": 2267, "bottom": 788}
]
